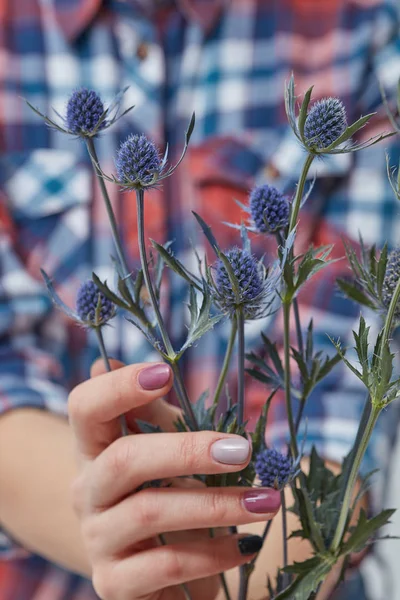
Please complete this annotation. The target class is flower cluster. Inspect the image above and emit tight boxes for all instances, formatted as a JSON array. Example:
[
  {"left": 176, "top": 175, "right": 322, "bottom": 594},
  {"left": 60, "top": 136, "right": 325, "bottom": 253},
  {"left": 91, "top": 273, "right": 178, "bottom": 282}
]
[
  {"left": 249, "top": 184, "right": 290, "bottom": 234},
  {"left": 254, "top": 447, "right": 294, "bottom": 490},
  {"left": 304, "top": 98, "right": 347, "bottom": 150},
  {"left": 66, "top": 88, "right": 106, "bottom": 136},
  {"left": 214, "top": 247, "right": 273, "bottom": 319},
  {"left": 76, "top": 280, "right": 116, "bottom": 326},
  {"left": 115, "top": 134, "right": 162, "bottom": 190}
]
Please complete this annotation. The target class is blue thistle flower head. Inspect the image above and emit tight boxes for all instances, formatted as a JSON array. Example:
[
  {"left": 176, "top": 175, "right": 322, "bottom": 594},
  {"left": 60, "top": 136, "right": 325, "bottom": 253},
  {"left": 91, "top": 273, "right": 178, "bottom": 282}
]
[
  {"left": 214, "top": 248, "right": 264, "bottom": 318},
  {"left": 249, "top": 184, "right": 290, "bottom": 234},
  {"left": 254, "top": 447, "right": 294, "bottom": 490},
  {"left": 115, "top": 134, "right": 162, "bottom": 190},
  {"left": 66, "top": 88, "right": 106, "bottom": 137},
  {"left": 76, "top": 280, "right": 116, "bottom": 326},
  {"left": 304, "top": 98, "right": 347, "bottom": 150},
  {"left": 383, "top": 248, "right": 400, "bottom": 316}
]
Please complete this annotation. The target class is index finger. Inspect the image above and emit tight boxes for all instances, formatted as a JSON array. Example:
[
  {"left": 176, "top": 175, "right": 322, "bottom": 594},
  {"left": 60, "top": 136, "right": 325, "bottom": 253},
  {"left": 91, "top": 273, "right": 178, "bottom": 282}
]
[{"left": 68, "top": 362, "right": 173, "bottom": 460}]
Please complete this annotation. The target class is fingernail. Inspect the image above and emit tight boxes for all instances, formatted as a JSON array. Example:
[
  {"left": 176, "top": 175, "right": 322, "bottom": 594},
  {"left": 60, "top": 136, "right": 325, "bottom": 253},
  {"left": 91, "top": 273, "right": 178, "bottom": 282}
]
[
  {"left": 211, "top": 437, "right": 250, "bottom": 465},
  {"left": 242, "top": 489, "right": 281, "bottom": 514},
  {"left": 238, "top": 535, "right": 263, "bottom": 556},
  {"left": 138, "top": 364, "right": 171, "bottom": 390}
]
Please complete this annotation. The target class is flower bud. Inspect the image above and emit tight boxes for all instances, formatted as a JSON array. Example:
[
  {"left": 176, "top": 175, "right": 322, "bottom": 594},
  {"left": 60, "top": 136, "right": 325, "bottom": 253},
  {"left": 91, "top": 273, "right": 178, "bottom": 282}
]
[
  {"left": 116, "top": 134, "right": 162, "bottom": 189},
  {"left": 254, "top": 447, "right": 294, "bottom": 489},
  {"left": 249, "top": 184, "right": 290, "bottom": 233},
  {"left": 304, "top": 98, "right": 347, "bottom": 150},
  {"left": 66, "top": 88, "right": 105, "bottom": 136},
  {"left": 76, "top": 280, "right": 115, "bottom": 326}
]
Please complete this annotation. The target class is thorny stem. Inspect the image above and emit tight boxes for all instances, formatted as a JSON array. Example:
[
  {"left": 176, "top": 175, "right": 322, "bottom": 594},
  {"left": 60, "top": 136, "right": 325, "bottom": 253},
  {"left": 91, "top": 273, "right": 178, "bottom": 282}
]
[
  {"left": 213, "top": 317, "right": 238, "bottom": 406},
  {"left": 276, "top": 231, "right": 304, "bottom": 358},
  {"left": 330, "top": 406, "right": 380, "bottom": 553},
  {"left": 95, "top": 327, "right": 129, "bottom": 437},
  {"left": 85, "top": 139, "right": 136, "bottom": 299},
  {"left": 209, "top": 528, "right": 232, "bottom": 600},
  {"left": 236, "top": 308, "right": 245, "bottom": 426},
  {"left": 288, "top": 153, "right": 315, "bottom": 233},
  {"left": 136, "top": 190, "right": 198, "bottom": 430},
  {"left": 281, "top": 490, "right": 290, "bottom": 589},
  {"left": 381, "top": 270, "right": 400, "bottom": 351},
  {"left": 283, "top": 301, "right": 298, "bottom": 458},
  {"left": 236, "top": 307, "right": 248, "bottom": 600},
  {"left": 158, "top": 534, "right": 193, "bottom": 600}
]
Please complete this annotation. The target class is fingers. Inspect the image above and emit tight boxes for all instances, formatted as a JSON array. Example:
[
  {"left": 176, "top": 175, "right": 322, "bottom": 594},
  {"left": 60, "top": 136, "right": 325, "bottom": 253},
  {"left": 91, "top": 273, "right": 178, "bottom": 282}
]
[
  {"left": 87, "top": 486, "right": 280, "bottom": 554},
  {"left": 93, "top": 533, "right": 263, "bottom": 599},
  {"left": 68, "top": 362, "right": 174, "bottom": 460},
  {"left": 90, "top": 431, "right": 252, "bottom": 507}
]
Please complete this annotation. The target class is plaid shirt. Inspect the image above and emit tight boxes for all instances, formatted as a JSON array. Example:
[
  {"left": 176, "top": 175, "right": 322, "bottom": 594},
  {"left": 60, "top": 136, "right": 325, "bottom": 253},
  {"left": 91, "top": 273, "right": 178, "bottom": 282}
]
[{"left": 0, "top": 0, "right": 400, "bottom": 597}]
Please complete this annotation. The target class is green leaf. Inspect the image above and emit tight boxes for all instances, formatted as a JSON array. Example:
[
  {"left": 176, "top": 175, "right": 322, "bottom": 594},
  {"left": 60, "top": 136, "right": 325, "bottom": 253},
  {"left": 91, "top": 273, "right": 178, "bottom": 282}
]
[
  {"left": 341, "top": 508, "right": 395, "bottom": 555},
  {"left": 336, "top": 279, "right": 377, "bottom": 310},
  {"left": 275, "top": 557, "right": 332, "bottom": 600},
  {"left": 135, "top": 420, "right": 163, "bottom": 434},
  {"left": 92, "top": 273, "right": 129, "bottom": 310},
  {"left": 151, "top": 240, "right": 202, "bottom": 291},
  {"left": 298, "top": 86, "right": 314, "bottom": 140},
  {"left": 324, "top": 114, "right": 375, "bottom": 151}
]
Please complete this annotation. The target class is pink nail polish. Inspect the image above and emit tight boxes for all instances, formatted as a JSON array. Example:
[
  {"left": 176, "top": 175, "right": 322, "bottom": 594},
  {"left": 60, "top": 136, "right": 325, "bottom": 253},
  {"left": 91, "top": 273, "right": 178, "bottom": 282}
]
[
  {"left": 242, "top": 489, "right": 281, "bottom": 514},
  {"left": 138, "top": 364, "right": 171, "bottom": 390}
]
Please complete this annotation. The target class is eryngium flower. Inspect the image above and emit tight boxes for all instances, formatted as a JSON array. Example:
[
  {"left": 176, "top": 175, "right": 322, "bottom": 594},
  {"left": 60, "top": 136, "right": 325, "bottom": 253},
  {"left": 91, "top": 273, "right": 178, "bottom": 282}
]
[
  {"left": 76, "top": 280, "right": 116, "bottom": 326},
  {"left": 115, "top": 134, "right": 162, "bottom": 190},
  {"left": 255, "top": 448, "right": 294, "bottom": 490},
  {"left": 382, "top": 248, "right": 400, "bottom": 316},
  {"left": 249, "top": 184, "right": 290, "bottom": 233},
  {"left": 66, "top": 88, "right": 106, "bottom": 136},
  {"left": 215, "top": 248, "right": 264, "bottom": 318},
  {"left": 304, "top": 98, "right": 347, "bottom": 150}
]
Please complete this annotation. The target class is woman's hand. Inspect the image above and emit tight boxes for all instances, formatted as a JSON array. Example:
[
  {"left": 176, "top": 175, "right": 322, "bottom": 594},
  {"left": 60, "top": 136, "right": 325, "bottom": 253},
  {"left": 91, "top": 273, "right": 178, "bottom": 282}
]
[{"left": 69, "top": 359, "right": 281, "bottom": 600}]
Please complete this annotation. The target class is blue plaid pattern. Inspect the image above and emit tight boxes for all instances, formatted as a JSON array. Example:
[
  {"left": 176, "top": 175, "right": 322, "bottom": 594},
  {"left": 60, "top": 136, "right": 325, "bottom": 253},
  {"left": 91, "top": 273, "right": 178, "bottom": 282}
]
[{"left": 0, "top": 0, "right": 400, "bottom": 597}]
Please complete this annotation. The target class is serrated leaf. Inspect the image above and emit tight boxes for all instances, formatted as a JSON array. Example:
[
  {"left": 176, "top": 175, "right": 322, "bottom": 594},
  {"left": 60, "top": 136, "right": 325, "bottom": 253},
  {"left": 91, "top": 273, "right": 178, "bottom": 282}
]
[
  {"left": 324, "top": 114, "right": 374, "bottom": 151},
  {"left": 92, "top": 273, "right": 129, "bottom": 311},
  {"left": 151, "top": 240, "right": 202, "bottom": 291},
  {"left": 135, "top": 420, "right": 163, "bottom": 434},
  {"left": 340, "top": 508, "right": 395, "bottom": 555},
  {"left": 275, "top": 557, "right": 332, "bottom": 600},
  {"left": 336, "top": 279, "right": 377, "bottom": 309}
]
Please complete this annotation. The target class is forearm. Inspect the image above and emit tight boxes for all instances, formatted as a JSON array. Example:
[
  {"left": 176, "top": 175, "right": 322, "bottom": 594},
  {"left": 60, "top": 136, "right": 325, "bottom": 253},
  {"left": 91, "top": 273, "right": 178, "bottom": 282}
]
[{"left": 0, "top": 408, "right": 91, "bottom": 577}]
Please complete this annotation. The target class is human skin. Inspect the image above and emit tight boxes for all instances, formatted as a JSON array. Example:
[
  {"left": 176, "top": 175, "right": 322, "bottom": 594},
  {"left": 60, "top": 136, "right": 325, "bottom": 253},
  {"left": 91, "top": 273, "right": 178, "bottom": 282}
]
[{"left": 0, "top": 360, "right": 364, "bottom": 600}]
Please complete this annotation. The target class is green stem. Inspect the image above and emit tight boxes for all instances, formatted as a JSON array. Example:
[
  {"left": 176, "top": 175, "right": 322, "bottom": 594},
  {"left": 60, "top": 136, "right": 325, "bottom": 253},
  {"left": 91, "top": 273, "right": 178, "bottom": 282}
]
[
  {"left": 381, "top": 272, "right": 400, "bottom": 351},
  {"left": 281, "top": 490, "right": 289, "bottom": 589},
  {"left": 85, "top": 139, "right": 135, "bottom": 298},
  {"left": 158, "top": 534, "right": 193, "bottom": 600},
  {"left": 283, "top": 302, "right": 298, "bottom": 458},
  {"left": 236, "top": 308, "right": 245, "bottom": 427},
  {"left": 94, "top": 327, "right": 129, "bottom": 437},
  {"left": 330, "top": 406, "right": 380, "bottom": 553},
  {"left": 276, "top": 232, "right": 304, "bottom": 358},
  {"left": 136, "top": 190, "right": 198, "bottom": 430},
  {"left": 209, "top": 528, "right": 232, "bottom": 600},
  {"left": 288, "top": 153, "right": 315, "bottom": 233},
  {"left": 213, "top": 318, "right": 238, "bottom": 406}
]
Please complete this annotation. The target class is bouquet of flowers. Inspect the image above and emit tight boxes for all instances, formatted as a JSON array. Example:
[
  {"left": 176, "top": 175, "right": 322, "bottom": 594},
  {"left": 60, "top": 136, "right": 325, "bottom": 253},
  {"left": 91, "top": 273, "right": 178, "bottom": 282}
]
[{"left": 28, "top": 75, "right": 400, "bottom": 599}]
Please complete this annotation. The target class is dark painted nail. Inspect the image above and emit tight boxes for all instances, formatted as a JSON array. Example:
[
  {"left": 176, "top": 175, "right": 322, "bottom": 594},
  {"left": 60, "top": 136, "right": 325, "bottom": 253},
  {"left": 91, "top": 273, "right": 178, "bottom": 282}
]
[
  {"left": 242, "top": 489, "right": 281, "bottom": 514},
  {"left": 138, "top": 364, "right": 171, "bottom": 390},
  {"left": 238, "top": 535, "right": 263, "bottom": 556}
]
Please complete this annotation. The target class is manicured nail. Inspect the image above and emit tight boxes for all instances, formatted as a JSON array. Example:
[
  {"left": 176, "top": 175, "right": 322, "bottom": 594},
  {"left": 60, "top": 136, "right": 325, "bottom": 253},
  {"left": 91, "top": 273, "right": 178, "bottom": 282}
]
[
  {"left": 242, "top": 489, "right": 281, "bottom": 514},
  {"left": 238, "top": 535, "right": 263, "bottom": 556},
  {"left": 138, "top": 364, "right": 171, "bottom": 390},
  {"left": 211, "top": 437, "right": 250, "bottom": 465}
]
